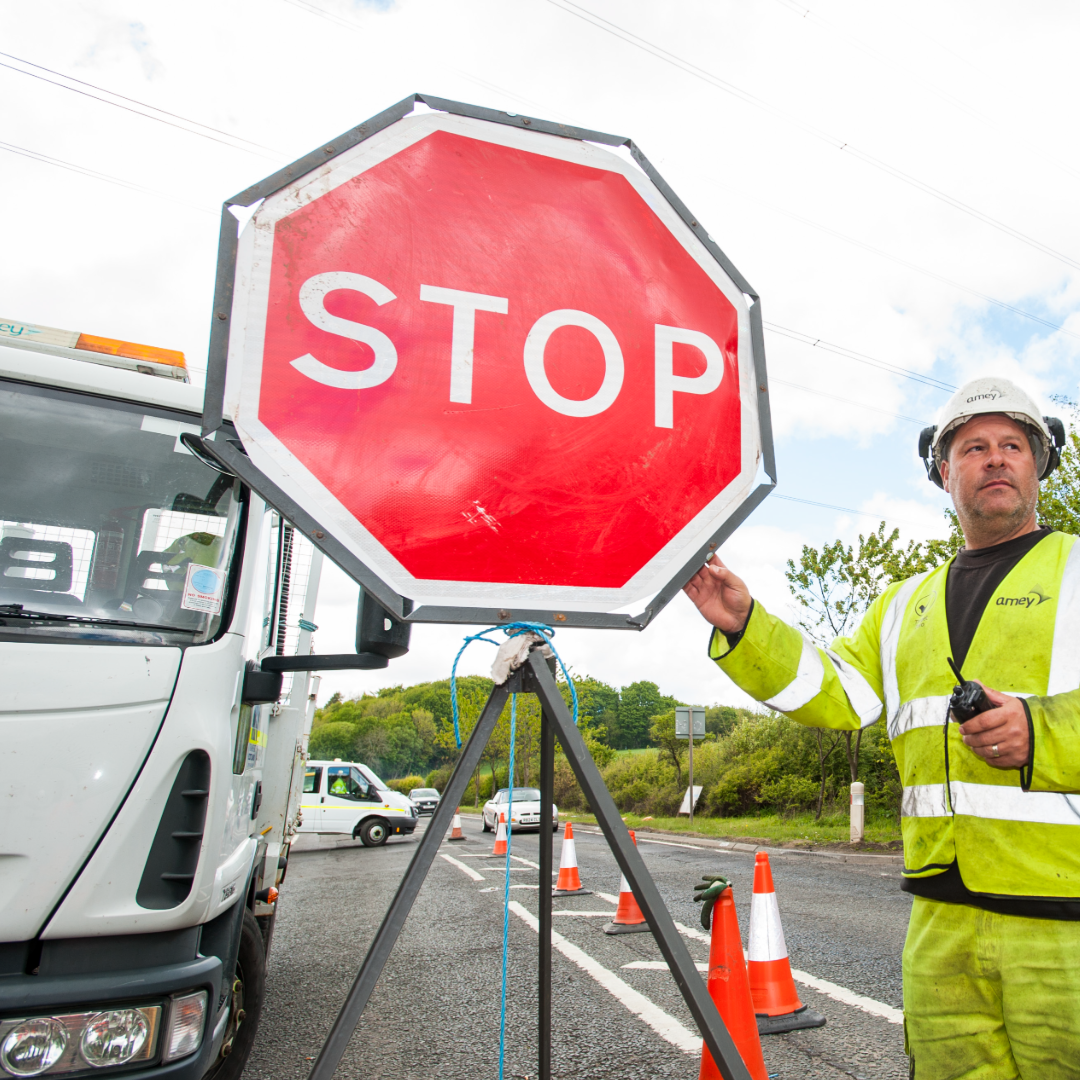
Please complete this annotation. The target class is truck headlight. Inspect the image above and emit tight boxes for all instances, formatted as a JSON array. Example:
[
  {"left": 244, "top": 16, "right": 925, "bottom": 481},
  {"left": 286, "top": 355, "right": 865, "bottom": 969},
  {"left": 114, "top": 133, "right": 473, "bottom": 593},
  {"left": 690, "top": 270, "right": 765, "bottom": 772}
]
[
  {"left": 163, "top": 990, "right": 207, "bottom": 1062},
  {"left": 80, "top": 1010, "right": 150, "bottom": 1068},
  {"left": 0, "top": 1006, "right": 162, "bottom": 1075},
  {"left": 1, "top": 1018, "right": 67, "bottom": 1076}
]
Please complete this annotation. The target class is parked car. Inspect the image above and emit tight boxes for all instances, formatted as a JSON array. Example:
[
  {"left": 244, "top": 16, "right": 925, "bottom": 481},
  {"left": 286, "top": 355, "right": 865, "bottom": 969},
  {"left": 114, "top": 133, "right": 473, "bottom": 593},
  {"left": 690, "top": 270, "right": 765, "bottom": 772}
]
[
  {"left": 299, "top": 759, "right": 418, "bottom": 846},
  {"left": 482, "top": 787, "right": 559, "bottom": 832},
  {"left": 409, "top": 787, "right": 441, "bottom": 815}
]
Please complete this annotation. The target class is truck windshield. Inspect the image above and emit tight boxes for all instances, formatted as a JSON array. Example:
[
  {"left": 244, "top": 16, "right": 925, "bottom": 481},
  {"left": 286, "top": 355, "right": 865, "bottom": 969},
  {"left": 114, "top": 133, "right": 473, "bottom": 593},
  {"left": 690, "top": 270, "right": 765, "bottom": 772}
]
[{"left": 0, "top": 381, "right": 244, "bottom": 644}]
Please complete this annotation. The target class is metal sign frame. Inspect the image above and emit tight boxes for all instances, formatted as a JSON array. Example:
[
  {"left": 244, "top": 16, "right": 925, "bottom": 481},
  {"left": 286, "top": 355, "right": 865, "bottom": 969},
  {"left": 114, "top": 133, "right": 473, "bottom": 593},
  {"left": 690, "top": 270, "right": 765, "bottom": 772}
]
[
  {"left": 200, "top": 93, "right": 776, "bottom": 631},
  {"left": 303, "top": 645, "right": 752, "bottom": 1080}
]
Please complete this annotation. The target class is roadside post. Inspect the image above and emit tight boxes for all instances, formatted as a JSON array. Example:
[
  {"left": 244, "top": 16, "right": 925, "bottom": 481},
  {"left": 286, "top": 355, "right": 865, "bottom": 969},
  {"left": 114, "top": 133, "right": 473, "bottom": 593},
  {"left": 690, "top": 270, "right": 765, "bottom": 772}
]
[
  {"left": 850, "top": 781, "right": 865, "bottom": 842},
  {"left": 199, "top": 93, "right": 775, "bottom": 1080},
  {"left": 676, "top": 706, "right": 706, "bottom": 826}
]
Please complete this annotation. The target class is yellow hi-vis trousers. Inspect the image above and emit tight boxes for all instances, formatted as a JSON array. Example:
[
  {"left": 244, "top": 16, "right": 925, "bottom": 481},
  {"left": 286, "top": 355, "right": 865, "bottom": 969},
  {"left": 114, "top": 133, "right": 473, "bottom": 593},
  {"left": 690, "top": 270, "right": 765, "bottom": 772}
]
[{"left": 903, "top": 897, "right": 1080, "bottom": 1078}]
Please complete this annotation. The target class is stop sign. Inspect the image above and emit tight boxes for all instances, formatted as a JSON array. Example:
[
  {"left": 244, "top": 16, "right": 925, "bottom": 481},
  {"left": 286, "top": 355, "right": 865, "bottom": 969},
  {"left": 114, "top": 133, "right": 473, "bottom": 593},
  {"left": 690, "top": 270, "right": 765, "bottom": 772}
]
[{"left": 213, "top": 100, "right": 771, "bottom": 624}]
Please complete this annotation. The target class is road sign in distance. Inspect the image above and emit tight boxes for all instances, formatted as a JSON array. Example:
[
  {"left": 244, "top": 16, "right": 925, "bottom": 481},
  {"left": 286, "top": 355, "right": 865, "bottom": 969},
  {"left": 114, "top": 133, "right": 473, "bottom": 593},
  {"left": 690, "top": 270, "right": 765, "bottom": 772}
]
[
  {"left": 209, "top": 96, "right": 773, "bottom": 627},
  {"left": 675, "top": 706, "right": 706, "bottom": 740}
]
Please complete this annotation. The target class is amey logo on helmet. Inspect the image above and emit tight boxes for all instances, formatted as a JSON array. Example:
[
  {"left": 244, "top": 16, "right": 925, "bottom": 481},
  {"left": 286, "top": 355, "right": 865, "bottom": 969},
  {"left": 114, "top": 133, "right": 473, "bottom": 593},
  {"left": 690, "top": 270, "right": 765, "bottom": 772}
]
[{"left": 965, "top": 387, "right": 1004, "bottom": 404}]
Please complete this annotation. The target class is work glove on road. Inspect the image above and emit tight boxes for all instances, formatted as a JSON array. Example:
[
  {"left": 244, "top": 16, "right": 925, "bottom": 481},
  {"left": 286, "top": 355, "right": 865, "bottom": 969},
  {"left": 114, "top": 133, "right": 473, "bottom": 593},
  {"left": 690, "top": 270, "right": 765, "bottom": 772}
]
[{"left": 693, "top": 874, "right": 731, "bottom": 931}]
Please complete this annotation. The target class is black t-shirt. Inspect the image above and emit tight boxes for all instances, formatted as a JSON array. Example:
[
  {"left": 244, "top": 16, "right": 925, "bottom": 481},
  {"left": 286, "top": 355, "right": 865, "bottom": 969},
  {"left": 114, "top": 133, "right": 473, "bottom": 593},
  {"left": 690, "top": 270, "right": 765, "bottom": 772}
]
[{"left": 901, "top": 527, "right": 1080, "bottom": 920}]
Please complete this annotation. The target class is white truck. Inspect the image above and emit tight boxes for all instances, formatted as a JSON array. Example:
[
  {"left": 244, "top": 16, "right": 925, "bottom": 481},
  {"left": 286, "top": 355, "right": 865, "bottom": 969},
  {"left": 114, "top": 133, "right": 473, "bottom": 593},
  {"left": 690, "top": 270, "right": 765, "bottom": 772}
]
[{"left": 0, "top": 318, "right": 410, "bottom": 1080}]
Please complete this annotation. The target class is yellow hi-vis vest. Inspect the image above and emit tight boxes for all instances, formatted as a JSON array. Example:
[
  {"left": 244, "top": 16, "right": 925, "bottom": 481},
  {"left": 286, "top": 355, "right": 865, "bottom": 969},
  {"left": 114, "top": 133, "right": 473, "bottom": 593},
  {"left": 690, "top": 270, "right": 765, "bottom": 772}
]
[{"left": 711, "top": 530, "right": 1080, "bottom": 899}]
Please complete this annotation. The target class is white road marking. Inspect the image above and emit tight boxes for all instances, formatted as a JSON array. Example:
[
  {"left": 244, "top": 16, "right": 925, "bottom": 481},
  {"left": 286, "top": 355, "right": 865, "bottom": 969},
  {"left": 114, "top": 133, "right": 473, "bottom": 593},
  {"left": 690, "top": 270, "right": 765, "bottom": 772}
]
[
  {"left": 510, "top": 884, "right": 539, "bottom": 890},
  {"left": 624, "top": 960, "right": 709, "bottom": 973},
  {"left": 635, "top": 837, "right": 711, "bottom": 851},
  {"left": 439, "top": 852, "right": 485, "bottom": 881},
  {"left": 552, "top": 911, "right": 615, "bottom": 917},
  {"left": 790, "top": 970, "right": 903, "bottom": 1025},
  {"left": 509, "top": 854, "right": 541, "bottom": 869},
  {"left": 486, "top": 867, "right": 531, "bottom": 871},
  {"left": 673, "top": 920, "right": 711, "bottom": 945},
  {"left": 508, "top": 901, "right": 699, "bottom": 1054},
  {"left": 471, "top": 838, "right": 904, "bottom": 1028}
]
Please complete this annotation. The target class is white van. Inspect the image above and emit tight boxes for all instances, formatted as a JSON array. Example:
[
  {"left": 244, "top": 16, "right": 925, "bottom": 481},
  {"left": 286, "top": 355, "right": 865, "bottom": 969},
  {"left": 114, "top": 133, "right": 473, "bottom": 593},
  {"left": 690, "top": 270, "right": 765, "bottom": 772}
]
[{"left": 300, "top": 759, "right": 418, "bottom": 846}]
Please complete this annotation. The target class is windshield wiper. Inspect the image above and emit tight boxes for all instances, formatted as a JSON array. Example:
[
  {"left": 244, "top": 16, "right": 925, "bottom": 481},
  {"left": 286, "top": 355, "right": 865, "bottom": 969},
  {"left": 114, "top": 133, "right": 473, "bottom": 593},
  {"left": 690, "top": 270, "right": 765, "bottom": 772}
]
[{"left": 0, "top": 605, "right": 187, "bottom": 633}]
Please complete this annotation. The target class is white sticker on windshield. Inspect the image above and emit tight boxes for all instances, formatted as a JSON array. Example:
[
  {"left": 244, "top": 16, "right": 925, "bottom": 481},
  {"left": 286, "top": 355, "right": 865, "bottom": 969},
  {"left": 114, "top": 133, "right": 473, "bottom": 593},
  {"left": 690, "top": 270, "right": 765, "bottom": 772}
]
[{"left": 181, "top": 562, "right": 226, "bottom": 614}]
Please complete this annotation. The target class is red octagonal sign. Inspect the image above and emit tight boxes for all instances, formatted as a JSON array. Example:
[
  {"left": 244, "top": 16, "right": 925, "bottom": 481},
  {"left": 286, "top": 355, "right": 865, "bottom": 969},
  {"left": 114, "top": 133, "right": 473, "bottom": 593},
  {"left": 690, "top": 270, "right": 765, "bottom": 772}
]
[{"left": 221, "top": 106, "right": 770, "bottom": 620}]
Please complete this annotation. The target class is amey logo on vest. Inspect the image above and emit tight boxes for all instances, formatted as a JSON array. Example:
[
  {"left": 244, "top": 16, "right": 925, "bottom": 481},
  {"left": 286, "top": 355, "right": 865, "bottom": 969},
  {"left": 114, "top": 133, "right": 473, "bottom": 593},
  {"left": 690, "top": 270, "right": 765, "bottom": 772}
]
[{"left": 996, "top": 588, "right": 1052, "bottom": 608}]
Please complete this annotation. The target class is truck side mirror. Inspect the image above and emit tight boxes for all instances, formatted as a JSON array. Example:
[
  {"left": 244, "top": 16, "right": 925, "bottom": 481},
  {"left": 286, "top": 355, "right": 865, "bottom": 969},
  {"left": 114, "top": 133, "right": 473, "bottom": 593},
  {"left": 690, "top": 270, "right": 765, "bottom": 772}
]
[{"left": 356, "top": 588, "right": 411, "bottom": 659}]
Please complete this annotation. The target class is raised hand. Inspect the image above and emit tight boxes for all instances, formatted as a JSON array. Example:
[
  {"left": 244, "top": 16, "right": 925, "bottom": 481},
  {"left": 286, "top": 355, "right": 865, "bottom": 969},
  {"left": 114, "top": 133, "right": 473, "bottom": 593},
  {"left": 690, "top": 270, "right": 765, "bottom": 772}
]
[{"left": 682, "top": 555, "right": 753, "bottom": 634}]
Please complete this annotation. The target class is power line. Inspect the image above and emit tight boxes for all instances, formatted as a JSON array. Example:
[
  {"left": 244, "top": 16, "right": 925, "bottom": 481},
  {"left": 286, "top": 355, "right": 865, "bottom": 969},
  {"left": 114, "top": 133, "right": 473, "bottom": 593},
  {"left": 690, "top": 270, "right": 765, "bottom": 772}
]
[
  {"left": 0, "top": 54, "right": 282, "bottom": 161},
  {"left": 768, "top": 0, "right": 1080, "bottom": 185},
  {"left": 280, "top": 0, "right": 367, "bottom": 32},
  {"left": 0, "top": 139, "right": 214, "bottom": 215},
  {"left": 765, "top": 324, "right": 956, "bottom": 394},
  {"left": 706, "top": 175, "right": 1080, "bottom": 341},
  {"left": 771, "top": 493, "right": 937, "bottom": 531},
  {"left": 770, "top": 377, "right": 929, "bottom": 425},
  {"left": 542, "top": 0, "right": 1080, "bottom": 275}
]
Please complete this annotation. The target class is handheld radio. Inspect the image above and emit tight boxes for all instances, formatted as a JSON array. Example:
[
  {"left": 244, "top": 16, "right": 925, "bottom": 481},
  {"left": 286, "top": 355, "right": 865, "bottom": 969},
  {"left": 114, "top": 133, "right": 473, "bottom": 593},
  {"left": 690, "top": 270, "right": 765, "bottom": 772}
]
[{"left": 947, "top": 657, "right": 993, "bottom": 722}]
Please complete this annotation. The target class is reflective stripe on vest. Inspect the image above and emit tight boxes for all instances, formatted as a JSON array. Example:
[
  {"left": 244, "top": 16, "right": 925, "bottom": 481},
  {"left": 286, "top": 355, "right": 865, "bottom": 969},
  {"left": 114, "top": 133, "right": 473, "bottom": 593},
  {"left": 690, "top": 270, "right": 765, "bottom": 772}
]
[
  {"left": 1048, "top": 537, "right": 1080, "bottom": 694},
  {"left": 763, "top": 635, "right": 823, "bottom": 713},
  {"left": 825, "top": 648, "right": 882, "bottom": 727},
  {"left": 903, "top": 781, "right": 1080, "bottom": 827},
  {"left": 880, "top": 571, "right": 930, "bottom": 720}
]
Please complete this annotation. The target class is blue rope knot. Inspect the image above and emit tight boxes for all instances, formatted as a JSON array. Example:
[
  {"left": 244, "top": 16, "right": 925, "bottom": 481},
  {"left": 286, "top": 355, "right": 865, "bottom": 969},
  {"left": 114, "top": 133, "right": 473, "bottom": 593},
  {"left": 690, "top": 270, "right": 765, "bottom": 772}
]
[{"left": 449, "top": 621, "right": 578, "bottom": 748}]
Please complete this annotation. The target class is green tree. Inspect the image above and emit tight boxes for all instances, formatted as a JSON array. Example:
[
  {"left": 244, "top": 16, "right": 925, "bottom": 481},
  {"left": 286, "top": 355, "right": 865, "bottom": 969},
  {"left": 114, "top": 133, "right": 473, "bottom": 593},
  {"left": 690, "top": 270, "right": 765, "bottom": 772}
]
[
  {"left": 1037, "top": 400, "right": 1080, "bottom": 534},
  {"left": 649, "top": 710, "right": 687, "bottom": 790},
  {"left": 614, "top": 680, "right": 682, "bottom": 749}
]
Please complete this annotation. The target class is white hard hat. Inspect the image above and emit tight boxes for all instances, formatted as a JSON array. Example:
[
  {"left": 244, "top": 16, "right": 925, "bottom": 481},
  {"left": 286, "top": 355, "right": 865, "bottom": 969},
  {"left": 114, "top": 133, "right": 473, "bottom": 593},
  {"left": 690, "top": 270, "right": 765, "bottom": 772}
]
[{"left": 917, "top": 376, "right": 1064, "bottom": 488}]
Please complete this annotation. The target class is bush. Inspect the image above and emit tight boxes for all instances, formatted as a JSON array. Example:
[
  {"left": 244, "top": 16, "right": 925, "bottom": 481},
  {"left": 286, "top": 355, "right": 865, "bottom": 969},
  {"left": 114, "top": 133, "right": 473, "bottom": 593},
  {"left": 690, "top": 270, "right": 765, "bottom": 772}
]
[{"left": 386, "top": 775, "right": 426, "bottom": 796}]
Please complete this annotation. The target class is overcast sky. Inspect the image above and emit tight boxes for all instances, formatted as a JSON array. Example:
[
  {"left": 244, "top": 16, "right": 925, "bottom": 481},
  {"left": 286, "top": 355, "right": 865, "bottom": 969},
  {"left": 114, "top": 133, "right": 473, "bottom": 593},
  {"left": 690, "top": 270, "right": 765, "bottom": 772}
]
[{"left": 5, "top": 0, "right": 1079, "bottom": 707}]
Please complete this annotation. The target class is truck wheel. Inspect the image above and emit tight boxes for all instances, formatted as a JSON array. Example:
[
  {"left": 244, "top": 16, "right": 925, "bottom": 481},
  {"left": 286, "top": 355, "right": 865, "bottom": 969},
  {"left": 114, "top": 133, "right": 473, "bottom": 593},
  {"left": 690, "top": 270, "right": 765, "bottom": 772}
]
[
  {"left": 359, "top": 818, "right": 389, "bottom": 847},
  {"left": 204, "top": 908, "right": 265, "bottom": 1080}
]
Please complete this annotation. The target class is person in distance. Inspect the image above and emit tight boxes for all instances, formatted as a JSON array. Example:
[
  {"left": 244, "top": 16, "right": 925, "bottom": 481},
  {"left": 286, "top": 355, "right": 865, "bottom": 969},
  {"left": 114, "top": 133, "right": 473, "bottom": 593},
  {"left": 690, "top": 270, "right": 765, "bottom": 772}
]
[{"left": 684, "top": 377, "right": 1080, "bottom": 1078}]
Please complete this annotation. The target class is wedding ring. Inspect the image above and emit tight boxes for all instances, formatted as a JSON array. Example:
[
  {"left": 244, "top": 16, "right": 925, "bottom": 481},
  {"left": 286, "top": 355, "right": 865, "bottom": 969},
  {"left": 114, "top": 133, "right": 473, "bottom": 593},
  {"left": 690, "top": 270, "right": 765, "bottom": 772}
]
[{"left": 992, "top": 744, "right": 1000, "bottom": 758}]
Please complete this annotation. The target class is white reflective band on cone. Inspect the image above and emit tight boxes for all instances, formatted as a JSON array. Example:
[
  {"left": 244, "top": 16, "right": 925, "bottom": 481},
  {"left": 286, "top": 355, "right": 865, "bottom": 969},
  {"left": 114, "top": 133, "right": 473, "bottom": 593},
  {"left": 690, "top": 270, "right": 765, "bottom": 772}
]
[
  {"left": 764, "top": 636, "right": 824, "bottom": 713},
  {"left": 747, "top": 890, "right": 788, "bottom": 962},
  {"left": 561, "top": 837, "right": 578, "bottom": 869},
  {"left": 902, "top": 781, "right": 1080, "bottom": 826},
  {"left": 617, "top": 873, "right": 630, "bottom": 895}
]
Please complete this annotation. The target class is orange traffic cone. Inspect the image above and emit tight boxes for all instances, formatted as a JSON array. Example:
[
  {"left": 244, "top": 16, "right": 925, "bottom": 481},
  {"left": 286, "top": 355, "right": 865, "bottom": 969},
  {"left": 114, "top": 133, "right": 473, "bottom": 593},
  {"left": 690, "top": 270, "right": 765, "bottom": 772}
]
[
  {"left": 553, "top": 822, "right": 590, "bottom": 896},
  {"left": 698, "top": 885, "right": 768, "bottom": 1080},
  {"left": 748, "top": 852, "right": 826, "bottom": 1035},
  {"left": 603, "top": 830, "right": 650, "bottom": 935},
  {"left": 448, "top": 809, "right": 467, "bottom": 842},
  {"left": 492, "top": 811, "right": 508, "bottom": 856}
]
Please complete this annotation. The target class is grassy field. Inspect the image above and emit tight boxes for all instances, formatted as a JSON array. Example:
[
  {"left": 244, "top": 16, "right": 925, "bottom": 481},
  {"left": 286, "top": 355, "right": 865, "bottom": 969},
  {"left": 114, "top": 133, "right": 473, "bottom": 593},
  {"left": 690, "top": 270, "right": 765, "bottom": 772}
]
[{"left": 456, "top": 806, "right": 902, "bottom": 848}]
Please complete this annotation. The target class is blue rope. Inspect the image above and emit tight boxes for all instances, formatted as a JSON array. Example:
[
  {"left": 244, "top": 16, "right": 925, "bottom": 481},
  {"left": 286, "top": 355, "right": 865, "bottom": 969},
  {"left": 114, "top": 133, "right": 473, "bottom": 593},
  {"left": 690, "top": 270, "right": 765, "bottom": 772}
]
[
  {"left": 446, "top": 623, "right": 579, "bottom": 1079},
  {"left": 448, "top": 621, "right": 579, "bottom": 747},
  {"left": 497, "top": 694, "right": 517, "bottom": 1080}
]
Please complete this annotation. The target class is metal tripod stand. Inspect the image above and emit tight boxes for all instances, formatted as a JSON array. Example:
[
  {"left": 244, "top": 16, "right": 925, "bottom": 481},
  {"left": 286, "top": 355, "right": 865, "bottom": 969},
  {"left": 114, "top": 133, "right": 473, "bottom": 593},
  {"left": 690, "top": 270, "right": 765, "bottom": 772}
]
[{"left": 305, "top": 645, "right": 751, "bottom": 1080}]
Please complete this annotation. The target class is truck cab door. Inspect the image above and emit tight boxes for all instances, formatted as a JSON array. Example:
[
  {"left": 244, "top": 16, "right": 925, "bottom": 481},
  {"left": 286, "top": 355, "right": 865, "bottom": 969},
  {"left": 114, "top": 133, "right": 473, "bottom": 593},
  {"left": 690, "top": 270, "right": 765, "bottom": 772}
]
[
  {"left": 299, "top": 765, "right": 323, "bottom": 832},
  {"left": 323, "top": 766, "right": 380, "bottom": 834}
]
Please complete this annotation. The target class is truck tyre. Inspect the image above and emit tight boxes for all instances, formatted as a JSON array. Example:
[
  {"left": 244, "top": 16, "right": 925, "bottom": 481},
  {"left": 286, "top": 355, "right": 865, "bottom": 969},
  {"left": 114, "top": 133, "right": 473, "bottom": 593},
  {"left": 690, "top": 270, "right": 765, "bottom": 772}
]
[
  {"left": 358, "top": 818, "right": 389, "bottom": 847},
  {"left": 204, "top": 908, "right": 266, "bottom": 1080}
]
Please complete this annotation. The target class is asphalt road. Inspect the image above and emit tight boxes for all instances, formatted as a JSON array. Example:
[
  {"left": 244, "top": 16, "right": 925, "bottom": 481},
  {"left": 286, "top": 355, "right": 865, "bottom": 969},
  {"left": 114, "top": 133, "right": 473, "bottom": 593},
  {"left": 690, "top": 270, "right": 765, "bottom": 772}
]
[{"left": 243, "top": 815, "right": 912, "bottom": 1080}]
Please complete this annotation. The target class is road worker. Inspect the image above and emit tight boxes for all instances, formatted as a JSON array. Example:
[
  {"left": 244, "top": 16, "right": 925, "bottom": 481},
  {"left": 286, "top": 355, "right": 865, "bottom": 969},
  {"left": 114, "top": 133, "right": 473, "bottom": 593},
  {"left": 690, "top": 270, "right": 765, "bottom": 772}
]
[{"left": 684, "top": 377, "right": 1080, "bottom": 1078}]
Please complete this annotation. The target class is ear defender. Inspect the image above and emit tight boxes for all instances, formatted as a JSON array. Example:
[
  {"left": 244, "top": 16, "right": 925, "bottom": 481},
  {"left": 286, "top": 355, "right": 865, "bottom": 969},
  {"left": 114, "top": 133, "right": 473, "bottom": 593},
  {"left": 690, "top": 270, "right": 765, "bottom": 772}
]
[
  {"left": 918, "top": 417, "right": 1065, "bottom": 487},
  {"left": 1042, "top": 416, "right": 1065, "bottom": 480},
  {"left": 918, "top": 425, "right": 944, "bottom": 488}
]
